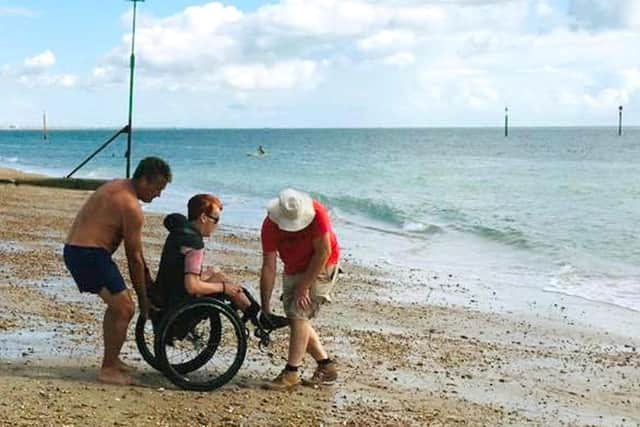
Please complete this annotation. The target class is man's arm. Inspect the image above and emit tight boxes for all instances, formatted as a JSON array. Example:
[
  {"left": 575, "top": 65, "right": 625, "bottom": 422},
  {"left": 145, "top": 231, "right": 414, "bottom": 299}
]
[
  {"left": 122, "top": 203, "right": 149, "bottom": 317},
  {"left": 260, "top": 251, "right": 278, "bottom": 314},
  {"left": 295, "top": 233, "right": 331, "bottom": 309}
]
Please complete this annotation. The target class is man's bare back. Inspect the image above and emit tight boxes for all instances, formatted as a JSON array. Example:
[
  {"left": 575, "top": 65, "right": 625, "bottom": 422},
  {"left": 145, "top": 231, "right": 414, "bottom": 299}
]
[{"left": 66, "top": 179, "right": 141, "bottom": 253}]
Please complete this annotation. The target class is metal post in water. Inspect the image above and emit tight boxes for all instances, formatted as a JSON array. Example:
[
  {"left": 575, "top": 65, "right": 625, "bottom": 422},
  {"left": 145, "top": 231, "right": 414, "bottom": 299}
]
[
  {"left": 504, "top": 107, "right": 509, "bottom": 137},
  {"left": 42, "top": 111, "right": 48, "bottom": 140},
  {"left": 618, "top": 105, "right": 623, "bottom": 136},
  {"left": 125, "top": 0, "right": 144, "bottom": 178}
]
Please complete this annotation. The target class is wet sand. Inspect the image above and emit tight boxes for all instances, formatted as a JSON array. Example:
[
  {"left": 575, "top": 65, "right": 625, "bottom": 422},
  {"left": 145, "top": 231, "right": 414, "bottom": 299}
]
[{"left": 0, "top": 167, "right": 639, "bottom": 426}]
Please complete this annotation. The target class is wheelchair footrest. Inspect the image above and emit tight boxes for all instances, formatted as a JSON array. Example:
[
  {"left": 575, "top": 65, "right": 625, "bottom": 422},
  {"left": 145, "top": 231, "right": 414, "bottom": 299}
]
[{"left": 258, "top": 312, "right": 289, "bottom": 330}]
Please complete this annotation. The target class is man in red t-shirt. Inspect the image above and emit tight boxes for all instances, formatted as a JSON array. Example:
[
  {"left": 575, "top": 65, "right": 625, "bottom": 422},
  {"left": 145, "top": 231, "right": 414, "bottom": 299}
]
[{"left": 260, "top": 188, "right": 340, "bottom": 390}]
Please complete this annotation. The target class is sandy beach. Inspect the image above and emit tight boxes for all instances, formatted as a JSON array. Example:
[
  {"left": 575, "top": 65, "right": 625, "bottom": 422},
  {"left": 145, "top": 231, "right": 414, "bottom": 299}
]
[{"left": 0, "top": 167, "right": 638, "bottom": 426}]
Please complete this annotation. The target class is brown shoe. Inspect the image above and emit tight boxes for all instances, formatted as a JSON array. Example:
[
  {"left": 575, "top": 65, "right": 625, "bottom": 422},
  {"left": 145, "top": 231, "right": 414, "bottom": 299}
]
[
  {"left": 262, "top": 369, "right": 301, "bottom": 391},
  {"left": 303, "top": 361, "right": 338, "bottom": 386}
]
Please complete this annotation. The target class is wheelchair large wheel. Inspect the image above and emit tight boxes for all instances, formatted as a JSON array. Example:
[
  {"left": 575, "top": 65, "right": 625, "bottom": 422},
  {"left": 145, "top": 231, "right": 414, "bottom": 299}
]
[
  {"left": 135, "top": 313, "right": 162, "bottom": 371},
  {"left": 155, "top": 298, "right": 247, "bottom": 391},
  {"left": 135, "top": 307, "right": 224, "bottom": 374}
]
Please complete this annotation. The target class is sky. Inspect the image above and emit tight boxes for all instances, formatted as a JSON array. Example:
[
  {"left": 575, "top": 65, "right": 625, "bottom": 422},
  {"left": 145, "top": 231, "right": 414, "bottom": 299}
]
[{"left": 1, "top": 0, "right": 639, "bottom": 128}]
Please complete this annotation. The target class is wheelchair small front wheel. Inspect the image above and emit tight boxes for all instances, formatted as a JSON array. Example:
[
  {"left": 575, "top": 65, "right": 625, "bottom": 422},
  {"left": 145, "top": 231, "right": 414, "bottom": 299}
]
[{"left": 155, "top": 298, "right": 247, "bottom": 391}]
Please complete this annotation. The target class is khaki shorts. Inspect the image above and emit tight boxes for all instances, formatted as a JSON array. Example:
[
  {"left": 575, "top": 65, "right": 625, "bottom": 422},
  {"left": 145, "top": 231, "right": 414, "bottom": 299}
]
[{"left": 282, "top": 262, "right": 339, "bottom": 320}]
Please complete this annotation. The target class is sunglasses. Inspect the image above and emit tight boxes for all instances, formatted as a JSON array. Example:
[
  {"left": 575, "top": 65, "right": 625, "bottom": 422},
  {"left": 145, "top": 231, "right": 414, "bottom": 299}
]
[{"left": 206, "top": 214, "right": 220, "bottom": 224}]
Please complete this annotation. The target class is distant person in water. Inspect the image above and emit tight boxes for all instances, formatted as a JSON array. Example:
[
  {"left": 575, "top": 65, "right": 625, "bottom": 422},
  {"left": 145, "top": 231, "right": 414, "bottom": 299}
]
[
  {"left": 258, "top": 145, "right": 266, "bottom": 155},
  {"left": 151, "top": 194, "right": 288, "bottom": 328},
  {"left": 63, "top": 157, "right": 171, "bottom": 386},
  {"left": 259, "top": 188, "right": 341, "bottom": 390}
]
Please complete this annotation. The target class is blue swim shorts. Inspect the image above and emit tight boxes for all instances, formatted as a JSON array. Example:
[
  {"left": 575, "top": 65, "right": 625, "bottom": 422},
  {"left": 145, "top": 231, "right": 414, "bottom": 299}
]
[{"left": 63, "top": 244, "right": 127, "bottom": 295}]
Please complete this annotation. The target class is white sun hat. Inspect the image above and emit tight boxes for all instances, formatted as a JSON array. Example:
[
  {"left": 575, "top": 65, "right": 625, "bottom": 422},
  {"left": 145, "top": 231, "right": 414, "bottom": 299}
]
[{"left": 266, "top": 188, "right": 316, "bottom": 232}]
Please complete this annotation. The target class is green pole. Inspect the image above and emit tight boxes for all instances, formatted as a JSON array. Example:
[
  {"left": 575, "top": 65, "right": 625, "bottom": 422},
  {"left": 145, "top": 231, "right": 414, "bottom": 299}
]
[{"left": 125, "top": 0, "right": 142, "bottom": 178}]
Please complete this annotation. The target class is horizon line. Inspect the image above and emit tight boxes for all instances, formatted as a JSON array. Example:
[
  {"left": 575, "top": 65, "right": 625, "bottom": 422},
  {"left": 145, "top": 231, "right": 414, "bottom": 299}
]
[{"left": 1, "top": 124, "right": 639, "bottom": 131}]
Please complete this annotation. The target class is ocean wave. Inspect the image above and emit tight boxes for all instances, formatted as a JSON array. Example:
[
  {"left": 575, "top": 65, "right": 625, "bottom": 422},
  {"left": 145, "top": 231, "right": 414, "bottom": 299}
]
[
  {"left": 315, "top": 194, "right": 407, "bottom": 226},
  {"left": 0, "top": 156, "right": 19, "bottom": 163},
  {"left": 455, "top": 224, "right": 530, "bottom": 248},
  {"left": 311, "top": 193, "right": 445, "bottom": 238}
]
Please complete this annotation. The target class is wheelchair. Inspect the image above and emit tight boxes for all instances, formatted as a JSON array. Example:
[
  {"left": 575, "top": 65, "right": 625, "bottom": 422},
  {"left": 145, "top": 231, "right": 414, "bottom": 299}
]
[{"left": 135, "top": 288, "right": 286, "bottom": 391}]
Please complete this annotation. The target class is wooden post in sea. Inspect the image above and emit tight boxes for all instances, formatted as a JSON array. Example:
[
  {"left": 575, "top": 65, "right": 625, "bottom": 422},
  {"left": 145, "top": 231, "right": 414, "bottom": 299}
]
[
  {"left": 504, "top": 107, "right": 509, "bottom": 137},
  {"left": 618, "top": 105, "right": 623, "bottom": 136},
  {"left": 42, "top": 111, "right": 48, "bottom": 140}
]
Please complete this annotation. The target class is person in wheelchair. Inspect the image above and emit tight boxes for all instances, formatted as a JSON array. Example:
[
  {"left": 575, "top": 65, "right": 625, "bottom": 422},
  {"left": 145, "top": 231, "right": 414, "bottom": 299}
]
[{"left": 150, "top": 193, "right": 287, "bottom": 335}]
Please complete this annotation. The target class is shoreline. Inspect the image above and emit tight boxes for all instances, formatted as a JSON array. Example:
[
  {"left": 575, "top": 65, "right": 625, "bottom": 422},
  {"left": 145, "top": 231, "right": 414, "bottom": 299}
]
[
  {"left": 1, "top": 163, "right": 638, "bottom": 335},
  {"left": 0, "top": 166, "right": 639, "bottom": 425},
  {"left": 3, "top": 163, "right": 639, "bottom": 320},
  {"left": 1, "top": 163, "right": 638, "bottom": 327}
]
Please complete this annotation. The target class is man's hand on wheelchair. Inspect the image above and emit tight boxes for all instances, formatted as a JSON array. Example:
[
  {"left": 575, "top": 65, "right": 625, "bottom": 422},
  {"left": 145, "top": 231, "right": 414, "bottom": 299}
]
[{"left": 138, "top": 295, "right": 151, "bottom": 320}]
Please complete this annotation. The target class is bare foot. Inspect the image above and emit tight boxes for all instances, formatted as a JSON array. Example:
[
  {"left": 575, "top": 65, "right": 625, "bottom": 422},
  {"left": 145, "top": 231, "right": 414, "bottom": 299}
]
[
  {"left": 98, "top": 367, "right": 140, "bottom": 386},
  {"left": 116, "top": 359, "right": 137, "bottom": 373}
]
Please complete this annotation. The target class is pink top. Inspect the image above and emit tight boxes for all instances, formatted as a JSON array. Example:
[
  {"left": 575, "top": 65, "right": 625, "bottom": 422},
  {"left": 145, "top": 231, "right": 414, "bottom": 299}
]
[{"left": 181, "top": 246, "right": 204, "bottom": 275}]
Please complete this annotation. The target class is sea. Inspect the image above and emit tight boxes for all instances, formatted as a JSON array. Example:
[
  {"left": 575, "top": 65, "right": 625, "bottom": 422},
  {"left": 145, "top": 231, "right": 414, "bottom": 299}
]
[{"left": 1, "top": 127, "right": 639, "bottom": 314}]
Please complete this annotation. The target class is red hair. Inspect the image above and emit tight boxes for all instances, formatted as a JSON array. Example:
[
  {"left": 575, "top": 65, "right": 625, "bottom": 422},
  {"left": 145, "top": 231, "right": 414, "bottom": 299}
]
[{"left": 187, "top": 194, "right": 223, "bottom": 220}]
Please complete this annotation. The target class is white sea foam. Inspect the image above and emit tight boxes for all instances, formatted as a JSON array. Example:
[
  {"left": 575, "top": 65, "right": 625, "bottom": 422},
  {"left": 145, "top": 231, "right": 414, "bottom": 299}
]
[
  {"left": 546, "top": 264, "right": 640, "bottom": 312},
  {"left": 402, "top": 221, "right": 443, "bottom": 234}
]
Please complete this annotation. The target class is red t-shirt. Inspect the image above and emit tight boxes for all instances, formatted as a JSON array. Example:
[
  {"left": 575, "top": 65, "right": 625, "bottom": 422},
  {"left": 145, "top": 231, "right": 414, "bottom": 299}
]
[{"left": 261, "top": 200, "right": 340, "bottom": 275}]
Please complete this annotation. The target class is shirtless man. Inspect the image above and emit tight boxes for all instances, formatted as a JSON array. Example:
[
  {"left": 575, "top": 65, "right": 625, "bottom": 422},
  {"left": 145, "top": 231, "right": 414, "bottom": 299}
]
[{"left": 63, "top": 157, "right": 171, "bottom": 385}]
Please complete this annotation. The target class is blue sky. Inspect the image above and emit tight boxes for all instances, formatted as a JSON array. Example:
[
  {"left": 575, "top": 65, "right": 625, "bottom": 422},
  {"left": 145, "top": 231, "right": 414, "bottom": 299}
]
[{"left": 1, "top": 0, "right": 639, "bottom": 128}]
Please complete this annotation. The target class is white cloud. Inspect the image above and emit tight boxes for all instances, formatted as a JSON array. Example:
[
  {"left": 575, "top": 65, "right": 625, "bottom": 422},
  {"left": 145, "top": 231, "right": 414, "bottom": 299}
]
[
  {"left": 19, "top": 0, "right": 635, "bottom": 126},
  {"left": 465, "top": 83, "right": 499, "bottom": 109},
  {"left": 222, "top": 60, "right": 318, "bottom": 90},
  {"left": 557, "top": 89, "right": 581, "bottom": 106},
  {"left": 622, "top": 68, "right": 640, "bottom": 92},
  {"left": 0, "top": 6, "right": 36, "bottom": 17},
  {"left": 57, "top": 74, "right": 78, "bottom": 87},
  {"left": 627, "top": 2, "right": 640, "bottom": 28},
  {"left": 130, "top": 3, "right": 242, "bottom": 71},
  {"left": 582, "top": 68, "right": 640, "bottom": 109},
  {"left": 94, "top": 1, "right": 502, "bottom": 93},
  {"left": 17, "top": 73, "right": 77, "bottom": 88},
  {"left": 383, "top": 52, "right": 415, "bottom": 66},
  {"left": 536, "top": 1, "right": 554, "bottom": 17},
  {"left": 254, "top": 0, "right": 380, "bottom": 36},
  {"left": 0, "top": 51, "right": 77, "bottom": 88},
  {"left": 584, "top": 89, "right": 627, "bottom": 109},
  {"left": 418, "top": 63, "right": 501, "bottom": 110},
  {"left": 92, "top": 67, "right": 108, "bottom": 78},
  {"left": 421, "top": 65, "right": 486, "bottom": 81},
  {"left": 392, "top": 5, "right": 445, "bottom": 27},
  {"left": 24, "top": 50, "right": 55, "bottom": 70},
  {"left": 358, "top": 30, "right": 416, "bottom": 51}
]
